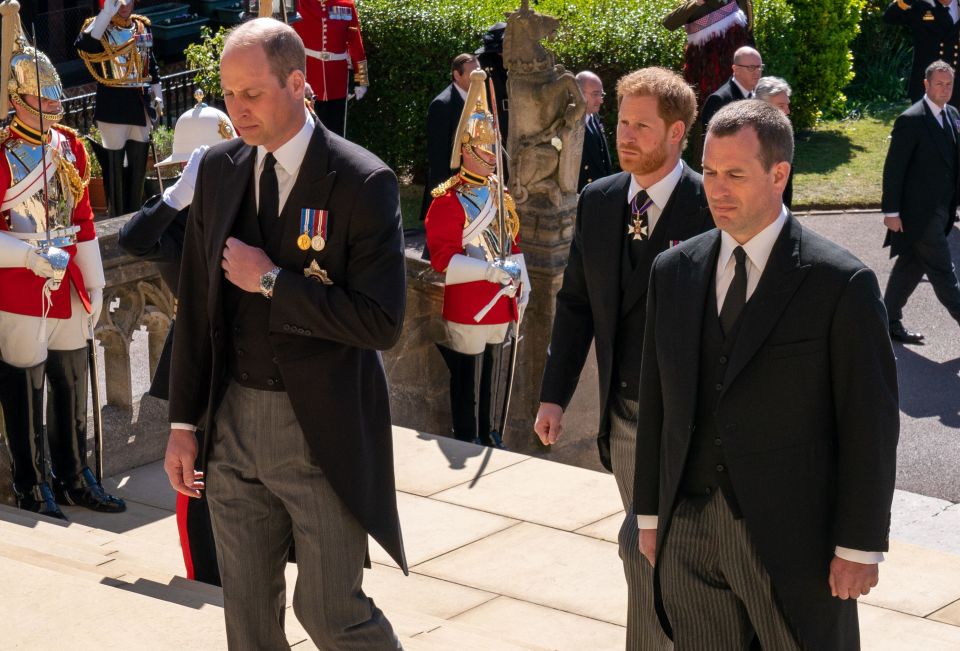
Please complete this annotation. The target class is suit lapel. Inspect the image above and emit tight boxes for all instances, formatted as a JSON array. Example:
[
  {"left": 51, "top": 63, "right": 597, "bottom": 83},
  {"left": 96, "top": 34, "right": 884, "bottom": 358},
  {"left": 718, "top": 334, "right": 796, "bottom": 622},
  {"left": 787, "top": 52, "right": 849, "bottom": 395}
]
[
  {"left": 593, "top": 173, "right": 630, "bottom": 341},
  {"left": 208, "top": 143, "right": 255, "bottom": 320},
  {"left": 922, "top": 101, "right": 955, "bottom": 166},
  {"left": 720, "top": 214, "right": 811, "bottom": 395},
  {"left": 730, "top": 78, "right": 745, "bottom": 100},
  {"left": 277, "top": 124, "right": 338, "bottom": 270}
]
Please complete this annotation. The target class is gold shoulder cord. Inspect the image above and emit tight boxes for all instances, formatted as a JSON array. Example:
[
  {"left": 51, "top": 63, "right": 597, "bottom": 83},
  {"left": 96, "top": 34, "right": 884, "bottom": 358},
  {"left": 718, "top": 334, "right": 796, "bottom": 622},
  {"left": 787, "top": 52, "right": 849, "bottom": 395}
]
[
  {"left": 78, "top": 16, "right": 150, "bottom": 87},
  {"left": 51, "top": 126, "right": 90, "bottom": 201},
  {"left": 431, "top": 174, "right": 461, "bottom": 199},
  {"left": 503, "top": 191, "right": 520, "bottom": 241}
]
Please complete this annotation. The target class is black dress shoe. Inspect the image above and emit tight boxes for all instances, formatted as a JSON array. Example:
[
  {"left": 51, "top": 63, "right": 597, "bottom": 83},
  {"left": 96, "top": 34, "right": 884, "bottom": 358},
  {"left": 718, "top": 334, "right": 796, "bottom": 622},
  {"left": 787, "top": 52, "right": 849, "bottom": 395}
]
[
  {"left": 57, "top": 468, "right": 126, "bottom": 513},
  {"left": 889, "top": 320, "right": 925, "bottom": 344},
  {"left": 475, "top": 430, "right": 507, "bottom": 450},
  {"left": 18, "top": 483, "right": 68, "bottom": 520}
]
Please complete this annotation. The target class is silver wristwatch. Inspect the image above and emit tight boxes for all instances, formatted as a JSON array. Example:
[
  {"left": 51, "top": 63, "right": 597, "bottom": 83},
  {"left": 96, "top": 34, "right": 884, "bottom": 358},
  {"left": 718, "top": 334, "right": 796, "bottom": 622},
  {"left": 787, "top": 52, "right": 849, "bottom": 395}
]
[{"left": 259, "top": 266, "right": 281, "bottom": 298}]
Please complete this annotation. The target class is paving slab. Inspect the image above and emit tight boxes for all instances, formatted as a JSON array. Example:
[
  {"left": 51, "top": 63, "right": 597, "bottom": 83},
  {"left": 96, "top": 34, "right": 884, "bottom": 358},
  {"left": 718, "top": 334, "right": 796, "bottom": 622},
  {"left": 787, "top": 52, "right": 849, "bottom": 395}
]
[
  {"left": 452, "top": 595, "right": 626, "bottom": 651},
  {"left": 365, "top": 563, "right": 498, "bottom": 620},
  {"left": 575, "top": 511, "right": 623, "bottom": 544},
  {"left": 861, "top": 540, "right": 960, "bottom": 616},
  {"left": 432, "top": 456, "right": 623, "bottom": 531},
  {"left": 370, "top": 491, "right": 519, "bottom": 568},
  {"left": 415, "top": 521, "right": 628, "bottom": 626},
  {"left": 930, "top": 598, "right": 960, "bottom": 627},
  {"left": 391, "top": 427, "right": 528, "bottom": 496},
  {"left": 890, "top": 498, "right": 960, "bottom": 556},
  {"left": 107, "top": 459, "right": 178, "bottom": 511},
  {"left": 860, "top": 603, "right": 960, "bottom": 650}
]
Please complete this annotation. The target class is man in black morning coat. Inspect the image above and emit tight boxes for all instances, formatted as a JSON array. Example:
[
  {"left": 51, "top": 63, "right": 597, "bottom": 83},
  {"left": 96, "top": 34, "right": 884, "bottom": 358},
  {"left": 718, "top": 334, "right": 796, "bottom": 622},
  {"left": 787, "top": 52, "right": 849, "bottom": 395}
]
[
  {"left": 700, "top": 46, "right": 763, "bottom": 131},
  {"left": 634, "top": 100, "right": 899, "bottom": 650},
  {"left": 418, "top": 53, "right": 480, "bottom": 222},
  {"left": 536, "top": 67, "right": 713, "bottom": 651},
  {"left": 880, "top": 59, "right": 960, "bottom": 343},
  {"left": 163, "top": 19, "right": 404, "bottom": 650},
  {"left": 884, "top": 0, "right": 960, "bottom": 107}
]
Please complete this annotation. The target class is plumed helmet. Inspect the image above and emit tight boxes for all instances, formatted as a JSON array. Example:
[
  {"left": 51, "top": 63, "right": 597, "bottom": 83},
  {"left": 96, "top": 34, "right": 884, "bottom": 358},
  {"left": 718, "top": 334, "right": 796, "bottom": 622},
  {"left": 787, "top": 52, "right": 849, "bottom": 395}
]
[
  {"left": 158, "top": 89, "right": 237, "bottom": 166},
  {"left": 449, "top": 69, "right": 497, "bottom": 170}
]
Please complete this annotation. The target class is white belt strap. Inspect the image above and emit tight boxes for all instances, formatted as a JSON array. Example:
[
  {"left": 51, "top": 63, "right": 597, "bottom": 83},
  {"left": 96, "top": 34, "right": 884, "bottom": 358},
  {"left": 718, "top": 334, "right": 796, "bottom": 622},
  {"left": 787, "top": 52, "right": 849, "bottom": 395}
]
[{"left": 304, "top": 47, "right": 349, "bottom": 61}]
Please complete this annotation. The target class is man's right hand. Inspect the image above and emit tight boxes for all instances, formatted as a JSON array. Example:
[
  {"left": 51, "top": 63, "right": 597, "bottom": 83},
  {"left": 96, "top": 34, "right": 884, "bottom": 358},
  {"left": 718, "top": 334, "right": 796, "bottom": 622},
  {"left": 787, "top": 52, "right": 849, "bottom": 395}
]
[
  {"left": 640, "top": 528, "right": 657, "bottom": 566},
  {"left": 25, "top": 248, "right": 57, "bottom": 279},
  {"left": 164, "top": 428, "right": 204, "bottom": 498},
  {"left": 100, "top": 0, "right": 125, "bottom": 17},
  {"left": 883, "top": 216, "right": 904, "bottom": 233},
  {"left": 534, "top": 402, "right": 564, "bottom": 445}
]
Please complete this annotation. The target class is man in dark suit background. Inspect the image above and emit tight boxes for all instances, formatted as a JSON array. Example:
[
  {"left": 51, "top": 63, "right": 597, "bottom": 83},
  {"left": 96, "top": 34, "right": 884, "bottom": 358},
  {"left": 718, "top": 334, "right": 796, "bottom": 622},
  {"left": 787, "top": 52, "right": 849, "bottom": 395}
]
[
  {"left": 635, "top": 100, "right": 899, "bottom": 650},
  {"left": 576, "top": 70, "right": 614, "bottom": 192},
  {"left": 536, "top": 67, "right": 713, "bottom": 650},
  {"left": 418, "top": 53, "right": 481, "bottom": 222},
  {"left": 163, "top": 18, "right": 405, "bottom": 649},
  {"left": 881, "top": 59, "right": 960, "bottom": 343},
  {"left": 884, "top": 0, "right": 960, "bottom": 107},
  {"left": 700, "top": 46, "right": 763, "bottom": 131}
]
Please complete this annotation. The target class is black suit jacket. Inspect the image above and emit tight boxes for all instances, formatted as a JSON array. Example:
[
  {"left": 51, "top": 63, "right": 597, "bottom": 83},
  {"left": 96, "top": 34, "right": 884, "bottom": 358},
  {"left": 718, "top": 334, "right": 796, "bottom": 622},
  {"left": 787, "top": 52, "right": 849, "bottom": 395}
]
[
  {"left": 118, "top": 194, "right": 187, "bottom": 400},
  {"left": 169, "top": 123, "right": 407, "bottom": 570},
  {"left": 539, "top": 166, "right": 713, "bottom": 470},
  {"left": 881, "top": 99, "right": 960, "bottom": 256},
  {"left": 419, "top": 83, "right": 466, "bottom": 220},
  {"left": 577, "top": 114, "right": 614, "bottom": 192},
  {"left": 701, "top": 77, "right": 746, "bottom": 131},
  {"left": 884, "top": 0, "right": 960, "bottom": 105},
  {"left": 634, "top": 214, "right": 899, "bottom": 650}
]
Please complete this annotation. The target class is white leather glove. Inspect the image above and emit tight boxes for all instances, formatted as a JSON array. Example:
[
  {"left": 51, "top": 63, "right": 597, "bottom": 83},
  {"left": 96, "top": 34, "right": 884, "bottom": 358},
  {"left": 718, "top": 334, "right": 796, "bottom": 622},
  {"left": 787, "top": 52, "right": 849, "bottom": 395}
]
[
  {"left": 151, "top": 83, "right": 164, "bottom": 115},
  {"left": 87, "top": 0, "right": 125, "bottom": 39},
  {"left": 25, "top": 248, "right": 58, "bottom": 279},
  {"left": 87, "top": 287, "right": 104, "bottom": 331},
  {"left": 484, "top": 263, "right": 514, "bottom": 285},
  {"left": 163, "top": 145, "right": 207, "bottom": 210},
  {"left": 354, "top": 85, "right": 368, "bottom": 100}
]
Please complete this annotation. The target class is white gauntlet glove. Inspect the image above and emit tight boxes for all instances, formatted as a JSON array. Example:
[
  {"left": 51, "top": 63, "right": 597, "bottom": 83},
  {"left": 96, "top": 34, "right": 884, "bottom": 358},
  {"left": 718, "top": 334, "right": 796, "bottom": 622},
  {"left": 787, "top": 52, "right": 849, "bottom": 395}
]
[
  {"left": 86, "top": 0, "right": 126, "bottom": 39},
  {"left": 354, "top": 85, "right": 368, "bottom": 100},
  {"left": 25, "top": 248, "right": 58, "bottom": 279},
  {"left": 162, "top": 145, "right": 207, "bottom": 211},
  {"left": 151, "top": 83, "right": 164, "bottom": 115},
  {"left": 87, "top": 287, "right": 104, "bottom": 330}
]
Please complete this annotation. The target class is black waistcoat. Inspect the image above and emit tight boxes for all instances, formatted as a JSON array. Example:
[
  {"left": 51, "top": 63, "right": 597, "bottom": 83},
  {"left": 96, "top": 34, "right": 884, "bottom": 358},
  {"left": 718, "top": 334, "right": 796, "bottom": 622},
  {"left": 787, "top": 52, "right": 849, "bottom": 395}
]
[
  {"left": 222, "top": 179, "right": 285, "bottom": 391},
  {"left": 679, "top": 275, "right": 743, "bottom": 517}
]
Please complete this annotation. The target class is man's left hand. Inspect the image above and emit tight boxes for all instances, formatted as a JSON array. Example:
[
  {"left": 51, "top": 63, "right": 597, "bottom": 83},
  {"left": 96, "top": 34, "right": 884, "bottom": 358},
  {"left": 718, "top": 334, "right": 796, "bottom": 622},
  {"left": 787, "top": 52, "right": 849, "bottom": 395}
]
[
  {"left": 222, "top": 237, "right": 275, "bottom": 293},
  {"left": 829, "top": 556, "right": 879, "bottom": 599}
]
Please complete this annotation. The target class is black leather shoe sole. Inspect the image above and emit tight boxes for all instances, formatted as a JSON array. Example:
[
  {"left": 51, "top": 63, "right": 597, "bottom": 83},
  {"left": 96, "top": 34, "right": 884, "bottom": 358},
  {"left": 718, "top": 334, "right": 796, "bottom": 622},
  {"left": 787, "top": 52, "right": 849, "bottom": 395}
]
[{"left": 890, "top": 330, "right": 925, "bottom": 344}]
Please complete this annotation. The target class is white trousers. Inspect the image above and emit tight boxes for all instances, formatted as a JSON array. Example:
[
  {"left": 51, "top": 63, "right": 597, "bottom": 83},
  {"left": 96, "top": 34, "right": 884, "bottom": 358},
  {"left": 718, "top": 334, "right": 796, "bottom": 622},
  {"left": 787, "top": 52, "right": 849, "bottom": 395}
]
[
  {"left": 97, "top": 120, "right": 151, "bottom": 149},
  {"left": 0, "top": 288, "right": 91, "bottom": 368}
]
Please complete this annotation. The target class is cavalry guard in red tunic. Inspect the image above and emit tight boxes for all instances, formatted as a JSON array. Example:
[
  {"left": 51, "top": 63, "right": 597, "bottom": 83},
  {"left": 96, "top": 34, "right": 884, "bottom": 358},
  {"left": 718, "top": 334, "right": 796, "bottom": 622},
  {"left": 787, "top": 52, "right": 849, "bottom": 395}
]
[
  {"left": 0, "top": 11, "right": 125, "bottom": 519},
  {"left": 294, "top": 0, "right": 369, "bottom": 136},
  {"left": 425, "top": 69, "right": 529, "bottom": 447}
]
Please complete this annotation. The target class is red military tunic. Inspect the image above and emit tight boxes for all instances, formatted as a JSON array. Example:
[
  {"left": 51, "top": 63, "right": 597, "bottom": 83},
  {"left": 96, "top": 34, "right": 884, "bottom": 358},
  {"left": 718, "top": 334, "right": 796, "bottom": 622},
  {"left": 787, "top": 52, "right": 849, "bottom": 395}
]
[
  {"left": 425, "top": 173, "right": 521, "bottom": 326},
  {"left": 295, "top": 0, "right": 368, "bottom": 101},
  {"left": 0, "top": 122, "right": 95, "bottom": 319}
]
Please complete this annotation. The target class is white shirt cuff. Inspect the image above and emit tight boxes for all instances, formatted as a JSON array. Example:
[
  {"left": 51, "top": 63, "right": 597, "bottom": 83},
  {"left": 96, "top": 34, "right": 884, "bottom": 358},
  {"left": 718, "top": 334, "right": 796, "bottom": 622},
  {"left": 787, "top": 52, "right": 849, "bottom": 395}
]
[
  {"left": 170, "top": 422, "right": 197, "bottom": 432},
  {"left": 883, "top": 213, "right": 899, "bottom": 219},
  {"left": 835, "top": 546, "right": 884, "bottom": 564},
  {"left": 637, "top": 515, "right": 659, "bottom": 530}
]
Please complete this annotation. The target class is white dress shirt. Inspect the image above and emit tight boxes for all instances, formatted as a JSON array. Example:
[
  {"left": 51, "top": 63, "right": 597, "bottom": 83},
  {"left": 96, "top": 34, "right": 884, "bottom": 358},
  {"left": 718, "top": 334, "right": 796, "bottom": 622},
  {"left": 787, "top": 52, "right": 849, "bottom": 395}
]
[
  {"left": 732, "top": 77, "right": 753, "bottom": 100},
  {"left": 638, "top": 205, "right": 884, "bottom": 565},
  {"left": 626, "top": 159, "right": 685, "bottom": 235},
  {"left": 170, "top": 112, "right": 315, "bottom": 434}
]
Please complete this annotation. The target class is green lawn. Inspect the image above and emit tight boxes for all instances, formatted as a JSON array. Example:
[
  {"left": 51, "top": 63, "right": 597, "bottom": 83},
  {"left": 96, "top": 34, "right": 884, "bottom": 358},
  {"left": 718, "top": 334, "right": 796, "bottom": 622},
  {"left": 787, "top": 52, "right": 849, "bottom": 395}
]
[
  {"left": 792, "top": 104, "right": 902, "bottom": 211},
  {"left": 399, "top": 104, "right": 903, "bottom": 225}
]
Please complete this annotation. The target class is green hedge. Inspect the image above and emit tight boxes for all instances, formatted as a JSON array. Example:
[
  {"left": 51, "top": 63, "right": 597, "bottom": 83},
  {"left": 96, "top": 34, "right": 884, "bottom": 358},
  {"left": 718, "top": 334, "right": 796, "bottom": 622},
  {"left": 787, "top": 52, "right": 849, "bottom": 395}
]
[
  {"left": 351, "top": 0, "right": 812, "bottom": 175},
  {"left": 784, "top": 0, "right": 865, "bottom": 125}
]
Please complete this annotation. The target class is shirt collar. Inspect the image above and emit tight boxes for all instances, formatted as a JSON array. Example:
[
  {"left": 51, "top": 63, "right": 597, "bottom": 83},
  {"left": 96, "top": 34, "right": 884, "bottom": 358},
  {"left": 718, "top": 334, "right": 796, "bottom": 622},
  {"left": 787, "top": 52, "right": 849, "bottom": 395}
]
[
  {"left": 454, "top": 83, "right": 468, "bottom": 101},
  {"left": 732, "top": 77, "right": 752, "bottom": 99},
  {"left": 718, "top": 205, "right": 788, "bottom": 274},
  {"left": 256, "top": 112, "right": 315, "bottom": 178},
  {"left": 627, "top": 159, "right": 684, "bottom": 209},
  {"left": 923, "top": 94, "right": 946, "bottom": 118}
]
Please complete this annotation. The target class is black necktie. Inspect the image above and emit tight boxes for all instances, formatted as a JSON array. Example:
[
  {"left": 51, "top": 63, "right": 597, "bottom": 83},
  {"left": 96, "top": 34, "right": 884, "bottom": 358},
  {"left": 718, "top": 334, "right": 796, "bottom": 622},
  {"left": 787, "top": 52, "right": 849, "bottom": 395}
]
[
  {"left": 258, "top": 153, "right": 279, "bottom": 239},
  {"left": 720, "top": 246, "right": 748, "bottom": 336}
]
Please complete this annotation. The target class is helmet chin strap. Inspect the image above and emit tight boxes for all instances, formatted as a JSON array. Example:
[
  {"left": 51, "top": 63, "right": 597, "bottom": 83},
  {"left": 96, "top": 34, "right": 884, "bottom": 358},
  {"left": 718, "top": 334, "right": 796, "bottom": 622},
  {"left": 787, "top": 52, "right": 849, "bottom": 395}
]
[
  {"left": 11, "top": 92, "right": 64, "bottom": 123},
  {"left": 465, "top": 144, "right": 495, "bottom": 170}
]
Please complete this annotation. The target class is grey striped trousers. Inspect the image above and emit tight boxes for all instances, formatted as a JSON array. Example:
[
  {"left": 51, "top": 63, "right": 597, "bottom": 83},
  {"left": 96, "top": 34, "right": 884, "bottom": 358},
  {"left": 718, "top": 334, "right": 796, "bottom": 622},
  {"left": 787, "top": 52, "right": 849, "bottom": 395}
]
[
  {"left": 660, "top": 491, "right": 801, "bottom": 650},
  {"left": 608, "top": 394, "right": 672, "bottom": 651},
  {"left": 207, "top": 382, "right": 402, "bottom": 651}
]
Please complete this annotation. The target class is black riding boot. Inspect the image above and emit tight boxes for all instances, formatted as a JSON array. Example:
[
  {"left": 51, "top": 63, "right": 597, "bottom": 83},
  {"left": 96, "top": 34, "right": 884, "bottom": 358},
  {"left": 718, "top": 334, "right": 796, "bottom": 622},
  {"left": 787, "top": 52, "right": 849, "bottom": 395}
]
[
  {"left": 477, "top": 344, "right": 506, "bottom": 449},
  {"left": 0, "top": 361, "right": 65, "bottom": 520},
  {"left": 45, "top": 349, "right": 125, "bottom": 513},
  {"left": 122, "top": 139, "right": 150, "bottom": 214},
  {"left": 104, "top": 147, "right": 126, "bottom": 217}
]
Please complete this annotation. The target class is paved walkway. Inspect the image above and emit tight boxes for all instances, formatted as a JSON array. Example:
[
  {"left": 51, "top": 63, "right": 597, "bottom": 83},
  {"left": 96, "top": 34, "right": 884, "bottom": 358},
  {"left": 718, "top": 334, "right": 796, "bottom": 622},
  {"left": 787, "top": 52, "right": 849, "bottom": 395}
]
[{"left": 2, "top": 427, "right": 959, "bottom": 649}]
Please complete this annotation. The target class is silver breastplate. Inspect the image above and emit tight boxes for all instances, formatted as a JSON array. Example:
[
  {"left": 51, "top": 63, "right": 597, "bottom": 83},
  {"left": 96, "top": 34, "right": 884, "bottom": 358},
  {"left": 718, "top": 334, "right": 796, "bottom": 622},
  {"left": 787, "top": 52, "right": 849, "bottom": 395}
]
[
  {"left": 103, "top": 22, "right": 153, "bottom": 87},
  {"left": 457, "top": 183, "right": 506, "bottom": 261},
  {"left": 4, "top": 137, "right": 76, "bottom": 238}
]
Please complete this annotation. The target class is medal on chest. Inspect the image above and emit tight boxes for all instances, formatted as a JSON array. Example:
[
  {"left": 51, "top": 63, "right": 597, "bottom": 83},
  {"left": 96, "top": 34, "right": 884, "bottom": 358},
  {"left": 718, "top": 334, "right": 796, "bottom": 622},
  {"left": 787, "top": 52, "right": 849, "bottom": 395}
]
[
  {"left": 298, "top": 208, "right": 329, "bottom": 251},
  {"left": 629, "top": 194, "right": 654, "bottom": 241}
]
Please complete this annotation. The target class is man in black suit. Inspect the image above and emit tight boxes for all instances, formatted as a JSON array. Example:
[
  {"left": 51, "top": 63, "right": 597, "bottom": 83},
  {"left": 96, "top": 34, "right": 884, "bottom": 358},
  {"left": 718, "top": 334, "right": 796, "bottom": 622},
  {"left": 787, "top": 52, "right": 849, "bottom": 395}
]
[
  {"left": 881, "top": 59, "right": 960, "bottom": 343},
  {"left": 576, "top": 70, "right": 614, "bottom": 192},
  {"left": 163, "top": 19, "right": 404, "bottom": 649},
  {"left": 419, "top": 53, "right": 480, "bottom": 221},
  {"left": 635, "top": 100, "right": 899, "bottom": 650},
  {"left": 884, "top": 0, "right": 960, "bottom": 107},
  {"left": 700, "top": 46, "right": 763, "bottom": 131},
  {"left": 536, "top": 67, "right": 713, "bottom": 651}
]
